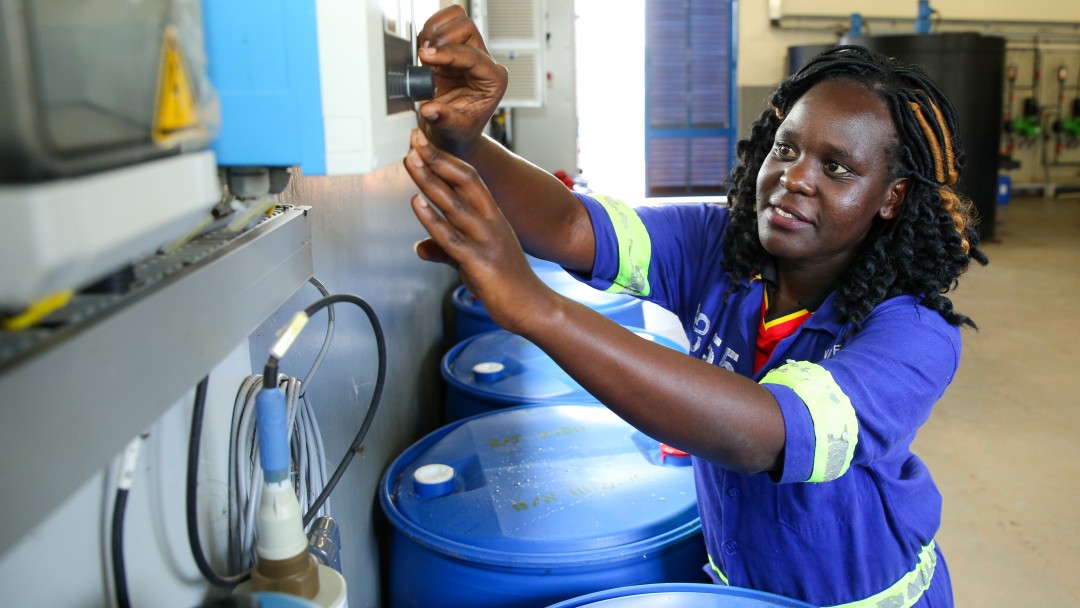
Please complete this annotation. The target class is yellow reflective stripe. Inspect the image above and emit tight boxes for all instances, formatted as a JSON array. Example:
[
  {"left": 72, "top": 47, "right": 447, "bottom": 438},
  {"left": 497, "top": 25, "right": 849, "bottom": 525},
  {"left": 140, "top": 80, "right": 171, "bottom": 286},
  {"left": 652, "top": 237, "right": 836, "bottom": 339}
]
[
  {"left": 707, "top": 553, "right": 730, "bottom": 585},
  {"left": 711, "top": 542, "right": 936, "bottom": 607},
  {"left": 760, "top": 360, "right": 858, "bottom": 482},
  {"left": 593, "top": 194, "right": 651, "bottom": 297},
  {"left": 826, "top": 541, "right": 938, "bottom": 608}
]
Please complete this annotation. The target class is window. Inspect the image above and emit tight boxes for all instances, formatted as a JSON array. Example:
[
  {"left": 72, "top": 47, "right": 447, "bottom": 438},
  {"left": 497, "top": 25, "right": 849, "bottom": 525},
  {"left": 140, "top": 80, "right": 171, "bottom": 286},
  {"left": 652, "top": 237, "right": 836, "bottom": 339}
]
[{"left": 645, "top": 0, "right": 736, "bottom": 196}]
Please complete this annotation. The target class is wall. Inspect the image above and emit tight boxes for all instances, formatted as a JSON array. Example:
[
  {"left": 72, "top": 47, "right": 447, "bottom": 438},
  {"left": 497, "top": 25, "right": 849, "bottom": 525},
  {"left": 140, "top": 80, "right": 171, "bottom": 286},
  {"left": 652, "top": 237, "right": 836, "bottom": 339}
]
[
  {"left": 0, "top": 347, "right": 253, "bottom": 607},
  {"left": 998, "top": 41, "right": 1080, "bottom": 189},
  {"left": 255, "top": 166, "right": 459, "bottom": 607},
  {"left": 0, "top": 161, "right": 456, "bottom": 607},
  {"left": 741, "top": 0, "right": 1080, "bottom": 89},
  {"left": 512, "top": 0, "right": 580, "bottom": 175},
  {"left": 736, "top": 1, "right": 1080, "bottom": 190},
  {"left": 737, "top": 1, "right": 836, "bottom": 88},
  {"left": 775, "top": 0, "right": 1077, "bottom": 21}
]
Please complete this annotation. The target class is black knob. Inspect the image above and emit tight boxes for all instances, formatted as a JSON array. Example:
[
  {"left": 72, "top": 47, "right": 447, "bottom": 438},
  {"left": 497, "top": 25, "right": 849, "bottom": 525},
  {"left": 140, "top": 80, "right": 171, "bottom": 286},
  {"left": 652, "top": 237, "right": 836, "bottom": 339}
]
[{"left": 405, "top": 65, "right": 435, "bottom": 101}]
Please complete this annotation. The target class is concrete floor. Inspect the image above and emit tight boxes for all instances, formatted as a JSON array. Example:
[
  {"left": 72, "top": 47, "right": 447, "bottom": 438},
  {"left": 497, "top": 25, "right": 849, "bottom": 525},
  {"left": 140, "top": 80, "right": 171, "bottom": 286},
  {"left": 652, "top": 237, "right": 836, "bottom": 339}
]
[{"left": 912, "top": 195, "right": 1080, "bottom": 605}]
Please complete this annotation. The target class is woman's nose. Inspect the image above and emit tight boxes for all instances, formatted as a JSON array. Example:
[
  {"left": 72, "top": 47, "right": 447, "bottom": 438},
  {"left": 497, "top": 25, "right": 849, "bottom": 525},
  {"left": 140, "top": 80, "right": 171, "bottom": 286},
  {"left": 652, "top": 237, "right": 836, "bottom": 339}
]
[{"left": 779, "top": 160, "right": 815, "bottom": 196}]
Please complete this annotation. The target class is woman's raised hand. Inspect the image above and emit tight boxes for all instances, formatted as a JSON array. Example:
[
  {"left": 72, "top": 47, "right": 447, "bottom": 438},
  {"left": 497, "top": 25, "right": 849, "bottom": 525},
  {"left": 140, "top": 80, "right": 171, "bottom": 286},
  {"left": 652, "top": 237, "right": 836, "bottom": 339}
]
[
  {"left": 403, "top": 129, "right": 551, "bottom": 335},
  {"left": 416, "top": 6, "right": 509, "bottom": 155}
]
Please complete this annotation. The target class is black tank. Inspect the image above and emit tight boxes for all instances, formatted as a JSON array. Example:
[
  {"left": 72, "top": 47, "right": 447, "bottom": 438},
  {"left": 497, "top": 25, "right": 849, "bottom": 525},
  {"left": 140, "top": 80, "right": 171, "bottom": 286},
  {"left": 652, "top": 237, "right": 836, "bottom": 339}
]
[{"left": 789, "top": 34, "right": 1006, "bottom": 241}]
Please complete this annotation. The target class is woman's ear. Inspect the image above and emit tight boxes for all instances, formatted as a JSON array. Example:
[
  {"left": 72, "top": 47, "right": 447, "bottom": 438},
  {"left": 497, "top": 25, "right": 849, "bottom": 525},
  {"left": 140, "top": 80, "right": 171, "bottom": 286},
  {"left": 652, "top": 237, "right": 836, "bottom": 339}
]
[{"left": 879, "top": 178, "right": 909, "bottom": 220}]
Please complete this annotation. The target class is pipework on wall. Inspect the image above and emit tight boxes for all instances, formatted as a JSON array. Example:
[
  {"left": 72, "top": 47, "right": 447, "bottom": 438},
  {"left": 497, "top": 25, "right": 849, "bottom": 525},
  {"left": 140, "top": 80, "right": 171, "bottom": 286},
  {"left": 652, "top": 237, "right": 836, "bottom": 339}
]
[{"left": 1000, "top": 40, "right": 1080, "bottom": 195}]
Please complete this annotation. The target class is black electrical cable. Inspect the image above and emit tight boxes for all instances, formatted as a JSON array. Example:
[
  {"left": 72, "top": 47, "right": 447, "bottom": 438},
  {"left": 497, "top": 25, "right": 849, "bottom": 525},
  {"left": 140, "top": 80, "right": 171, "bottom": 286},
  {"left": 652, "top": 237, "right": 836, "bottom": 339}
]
[
  {"left": 302, "top": 294, "right": 385, "bottom": 526},
  {"left": 261, "top": 293, "right": 387, "bottom": 528},
  {"left": 187, "top": 375, "right": 251, "bottom": 587},
  {"left": 111, "top": 486, "right": 131, "bottom": 608}
]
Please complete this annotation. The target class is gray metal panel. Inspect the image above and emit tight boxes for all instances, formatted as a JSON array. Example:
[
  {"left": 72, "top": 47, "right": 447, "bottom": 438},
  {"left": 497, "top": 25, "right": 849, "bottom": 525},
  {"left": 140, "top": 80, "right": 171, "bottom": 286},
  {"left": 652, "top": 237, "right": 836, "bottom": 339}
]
[
  {"left": 0, "top": 207, "right": 312, "bottom": 554},
  {"left": 255, "top": 170, "right": 458, "bottom": 608}
]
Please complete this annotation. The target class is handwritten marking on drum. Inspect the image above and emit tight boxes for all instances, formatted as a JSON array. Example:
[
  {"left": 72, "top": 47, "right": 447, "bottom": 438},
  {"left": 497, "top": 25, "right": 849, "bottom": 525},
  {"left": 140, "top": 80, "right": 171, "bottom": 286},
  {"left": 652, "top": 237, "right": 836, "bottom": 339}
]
[{"left": 509, "top": 473, "right": 642, "bottom": 513}]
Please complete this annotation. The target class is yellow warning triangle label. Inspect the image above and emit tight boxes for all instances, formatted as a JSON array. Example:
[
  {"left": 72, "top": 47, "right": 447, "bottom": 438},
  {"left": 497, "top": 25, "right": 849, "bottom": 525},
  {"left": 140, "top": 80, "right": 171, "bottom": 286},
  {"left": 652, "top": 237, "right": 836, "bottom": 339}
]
[{"left": 152, "top": 25, "right": 199, "bottom": 144}]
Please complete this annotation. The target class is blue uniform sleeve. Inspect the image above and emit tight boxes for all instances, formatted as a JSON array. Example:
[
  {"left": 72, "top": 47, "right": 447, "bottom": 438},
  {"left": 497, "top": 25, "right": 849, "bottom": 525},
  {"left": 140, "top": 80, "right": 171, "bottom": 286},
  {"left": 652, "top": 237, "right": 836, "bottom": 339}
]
[
  {"left": 764, "top": 297, "right": 961, "bottom": 484},
  {"left": 573, "top": 192, "right": 957, "bottom": 488},
  {"left": 571, "top": 192, "right": 734, "bottom": 324}
]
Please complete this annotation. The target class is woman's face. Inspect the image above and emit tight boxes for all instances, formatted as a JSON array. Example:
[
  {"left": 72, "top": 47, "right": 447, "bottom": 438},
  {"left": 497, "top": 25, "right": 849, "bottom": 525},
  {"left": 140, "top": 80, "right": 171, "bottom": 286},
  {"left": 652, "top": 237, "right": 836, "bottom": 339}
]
[{"left": 755, "top": 79, "right": 908, "bottom": 274}]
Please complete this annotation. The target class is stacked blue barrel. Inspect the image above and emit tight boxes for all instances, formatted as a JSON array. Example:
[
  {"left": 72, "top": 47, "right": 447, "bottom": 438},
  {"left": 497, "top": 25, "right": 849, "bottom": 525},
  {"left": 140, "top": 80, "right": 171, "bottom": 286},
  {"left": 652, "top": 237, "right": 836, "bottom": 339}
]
[
  {"left": 442, "top": 326, "right": 686, "bottom": 422},
  {"left": 451, "top": 256, "right": 647, "bottom": 343},
  {"left": 381, "top": 256, "right": 707, "bottom": 608},
  {"left": 379, "top": 404, "right": 706, "bottom": 608},
  {"left": 444, "top": 256, "right": 685, "bottom": 422},
  {"left": 548, "top": 583, "right": 817, "bottom": 607}
]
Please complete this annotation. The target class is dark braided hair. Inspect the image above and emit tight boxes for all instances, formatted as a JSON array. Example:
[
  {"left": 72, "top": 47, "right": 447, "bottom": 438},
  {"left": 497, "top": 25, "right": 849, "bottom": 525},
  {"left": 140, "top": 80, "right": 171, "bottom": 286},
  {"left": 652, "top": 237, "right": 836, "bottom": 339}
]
[{"left": 724, "top": 45, "right": 988, "bottom": 333}]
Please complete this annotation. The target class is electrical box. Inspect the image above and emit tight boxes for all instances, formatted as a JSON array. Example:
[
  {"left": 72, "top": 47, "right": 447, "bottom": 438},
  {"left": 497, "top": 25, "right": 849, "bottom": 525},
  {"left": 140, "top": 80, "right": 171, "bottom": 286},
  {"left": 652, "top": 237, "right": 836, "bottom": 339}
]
[
  {"left": 204, "top": 0, "right": 439, "bottom": 176},
  {"left": 0, "top": 0, "right": 221, "bottom": 310},
  {"left": 0, "top": 0, "right": 217, "bottom": 181}
]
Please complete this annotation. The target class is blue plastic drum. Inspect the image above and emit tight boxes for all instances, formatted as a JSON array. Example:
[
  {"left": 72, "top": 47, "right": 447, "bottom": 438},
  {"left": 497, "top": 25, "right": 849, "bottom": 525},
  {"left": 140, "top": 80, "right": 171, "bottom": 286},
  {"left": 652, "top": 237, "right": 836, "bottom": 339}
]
[
  {"left": 442, "top": 327, "right": 687, "bottom": 423},
  {"left": 380, "top": 404, "right": 705, "bottom": 608},
  {"left": 451, "top": 257, "right": 645, "bottom": 342},
  {"left": 546, "top": 583, "right": 817, "bottom": 607}
]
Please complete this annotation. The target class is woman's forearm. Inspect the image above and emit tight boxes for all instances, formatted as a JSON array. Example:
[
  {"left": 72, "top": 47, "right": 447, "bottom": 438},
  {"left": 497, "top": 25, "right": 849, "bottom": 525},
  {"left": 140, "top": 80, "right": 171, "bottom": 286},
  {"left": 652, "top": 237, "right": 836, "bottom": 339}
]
[{"left": 455, "top": 135, "right": 596, "bottom": 273}]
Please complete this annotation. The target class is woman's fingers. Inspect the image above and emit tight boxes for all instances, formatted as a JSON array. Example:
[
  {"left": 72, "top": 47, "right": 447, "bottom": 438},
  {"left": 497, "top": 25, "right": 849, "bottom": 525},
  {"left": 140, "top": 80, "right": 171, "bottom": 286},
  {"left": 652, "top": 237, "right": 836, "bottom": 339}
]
[
  {"left": 404, "top": 144, "right": 460, "bottom": 214},
  {"left": 403, "top": 137, "right": 490, "bottom": 269},
  {"left": 410, "top": 194, "right": 465, "bottom": 266},
  {"left": 403, "top": 129, "right": 524, "bottom": 275},
  {"left": 415, "top": 6, "right": 507, "bottom": 146},
  {"left": 402, "top": 127, "right": 550, "bottom": 335},
  {"left": 405, "top": 130, "right": 498, "bottom": 226},
  {"left": 418, "top": 5, "right": 489, "bottom": 55},
  {"left": 418, "top": 42, "right": 502, "bottom": 81},
  {"left": 416, "top": 44, "right": 507, "bottom": 132},
  {"left": 413, "top": 238, "right": 454, "bottom": 266}
]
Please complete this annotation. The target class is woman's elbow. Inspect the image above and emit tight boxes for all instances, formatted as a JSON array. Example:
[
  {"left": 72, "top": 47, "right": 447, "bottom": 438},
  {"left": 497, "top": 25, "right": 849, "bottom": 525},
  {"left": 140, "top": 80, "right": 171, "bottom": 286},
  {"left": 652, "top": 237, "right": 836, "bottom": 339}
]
[{"left": 699, "top": 442, "right": 783, "bottom": 476}]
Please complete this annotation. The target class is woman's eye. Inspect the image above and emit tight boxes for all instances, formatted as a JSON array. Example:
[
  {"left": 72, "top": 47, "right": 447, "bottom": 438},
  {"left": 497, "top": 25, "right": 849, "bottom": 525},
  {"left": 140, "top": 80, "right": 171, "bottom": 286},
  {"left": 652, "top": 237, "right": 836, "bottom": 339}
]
[
  {"left": 774, "top": 143, "right": 796, "bottom": 159},
  {"left": 825, "top": 161, "right": 851, "bottom": 176}
]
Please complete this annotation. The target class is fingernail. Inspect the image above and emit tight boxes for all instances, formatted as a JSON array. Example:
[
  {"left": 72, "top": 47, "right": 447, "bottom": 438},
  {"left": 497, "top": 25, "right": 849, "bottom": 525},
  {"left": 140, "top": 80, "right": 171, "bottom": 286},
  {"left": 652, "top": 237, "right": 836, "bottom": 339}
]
[
  {"left": 420, "top": 107, "right": 440, "bottom": 122},
  {"left": 413, "top": 239, "right": 424, "bottom": 254},
  {"left": 415, "top": 130, "right": 430, "bottom": 147},
  {"left": 414, "top": 195, "right": 429, "bottom": 208},
  {"left": 407, "top": 148, "right": 424, "bottom": 168},
  {"left": 419, "top": 45, "right": 435, "bottom": 57}
]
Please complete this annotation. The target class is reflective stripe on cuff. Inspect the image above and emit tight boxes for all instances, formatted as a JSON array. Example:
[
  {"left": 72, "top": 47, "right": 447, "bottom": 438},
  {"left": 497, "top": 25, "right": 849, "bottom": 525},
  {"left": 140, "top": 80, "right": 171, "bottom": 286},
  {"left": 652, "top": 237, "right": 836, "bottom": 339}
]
[
  {"left": 760, "top": 360, "right": 858, "bottom": 482},
  {"left": 593, "top": 194, "right": 651, "bottom": 297},
  {"left": 826, "top": 541, "right": 938, "bottom": 608}
]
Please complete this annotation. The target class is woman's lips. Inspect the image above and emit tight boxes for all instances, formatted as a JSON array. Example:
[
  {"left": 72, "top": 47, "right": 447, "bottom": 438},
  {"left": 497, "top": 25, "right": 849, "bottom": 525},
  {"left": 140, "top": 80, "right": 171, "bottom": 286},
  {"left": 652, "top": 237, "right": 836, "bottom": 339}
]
[{"left": 765, "top": 204, "right": 811, "bottom": 228}]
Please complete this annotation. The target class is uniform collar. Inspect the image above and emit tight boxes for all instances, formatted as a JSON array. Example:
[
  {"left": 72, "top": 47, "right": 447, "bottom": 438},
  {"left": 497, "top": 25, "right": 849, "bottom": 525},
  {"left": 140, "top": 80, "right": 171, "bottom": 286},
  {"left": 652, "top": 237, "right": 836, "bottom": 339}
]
[{"left": 757, "top": 258, "right": 834, "bottom": 315}]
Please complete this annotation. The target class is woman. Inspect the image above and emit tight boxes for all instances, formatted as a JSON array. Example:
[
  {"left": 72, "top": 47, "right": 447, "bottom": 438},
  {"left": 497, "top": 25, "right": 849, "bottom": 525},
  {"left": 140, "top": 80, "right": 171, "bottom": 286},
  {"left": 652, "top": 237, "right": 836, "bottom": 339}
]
[{"left": 403, "top": 7, "right": 986, "bottom": 606}]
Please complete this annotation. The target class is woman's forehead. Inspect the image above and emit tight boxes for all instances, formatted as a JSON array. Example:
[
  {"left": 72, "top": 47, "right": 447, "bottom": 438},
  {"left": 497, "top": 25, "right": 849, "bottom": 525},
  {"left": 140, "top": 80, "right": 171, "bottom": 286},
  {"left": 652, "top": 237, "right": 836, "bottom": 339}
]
[
  {"left": 781, "top": 80, "right": 899, "bottom": 149},
  {"left": 793, "top": 79, "right": 890, "bottom": 115}
]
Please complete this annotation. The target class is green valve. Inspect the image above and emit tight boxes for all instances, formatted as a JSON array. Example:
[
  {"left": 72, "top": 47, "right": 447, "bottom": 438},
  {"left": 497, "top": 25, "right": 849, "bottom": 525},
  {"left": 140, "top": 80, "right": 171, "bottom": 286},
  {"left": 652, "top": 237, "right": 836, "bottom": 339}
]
[
  {"left": 1062, "top": 117, "right": 1080, "bottom": 138},
  {"left": 1014, "top": 116, "right": 1042, "bottom": 139}
]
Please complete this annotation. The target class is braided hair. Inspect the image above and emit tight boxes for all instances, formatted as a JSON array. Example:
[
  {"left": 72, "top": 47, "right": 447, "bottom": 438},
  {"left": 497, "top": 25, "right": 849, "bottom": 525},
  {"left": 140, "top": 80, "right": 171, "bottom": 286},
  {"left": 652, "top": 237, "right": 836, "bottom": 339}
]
[{"left": 724, "top": 45, "right": 988, "bottom": 333}]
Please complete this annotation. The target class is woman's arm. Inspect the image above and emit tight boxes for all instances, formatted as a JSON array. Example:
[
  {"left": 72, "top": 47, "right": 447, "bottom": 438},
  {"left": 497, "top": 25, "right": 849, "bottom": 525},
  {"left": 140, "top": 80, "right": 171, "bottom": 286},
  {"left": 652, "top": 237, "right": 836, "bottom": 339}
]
[
  {"left": 404, "top": 131, "right": 786, "bottom": 474},
  {"left": 414, "top": 7, "right": 594, "bottom": 272}
]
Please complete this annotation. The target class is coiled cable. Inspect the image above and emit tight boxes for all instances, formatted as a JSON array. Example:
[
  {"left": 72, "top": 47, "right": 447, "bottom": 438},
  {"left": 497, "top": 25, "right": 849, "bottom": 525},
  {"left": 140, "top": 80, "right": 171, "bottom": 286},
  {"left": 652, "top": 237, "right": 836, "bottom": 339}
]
[{"left": 187, "top": 376, "right": 250, "bottom": 587}]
